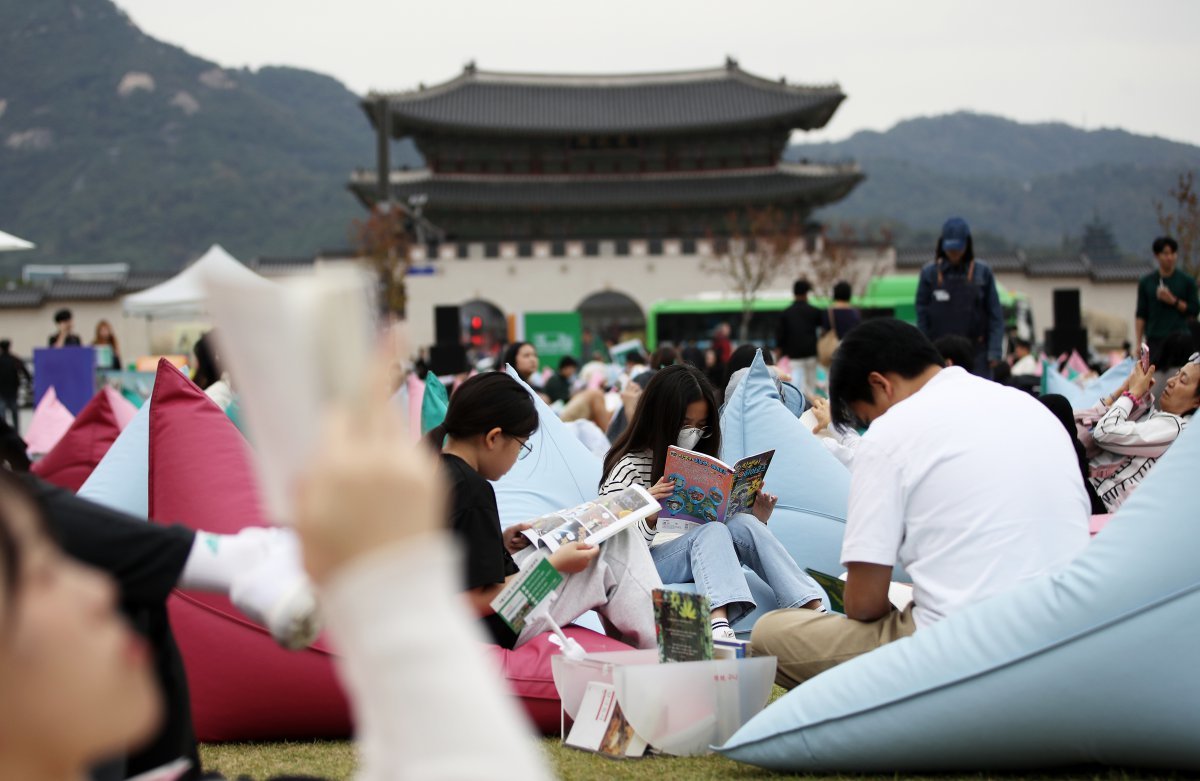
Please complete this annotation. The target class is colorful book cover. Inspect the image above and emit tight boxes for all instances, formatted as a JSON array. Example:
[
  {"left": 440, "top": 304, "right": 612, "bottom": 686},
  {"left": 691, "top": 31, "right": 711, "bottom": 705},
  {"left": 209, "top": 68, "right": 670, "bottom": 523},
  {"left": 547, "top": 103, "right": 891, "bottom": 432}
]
[
  {"left": 804, "top": 569, "right": 845, "bottom": 614},
  {"left": 653, "top": 588, "right": 712, "bottom": 663},
  {"left": 658, "top": 446, "right": 774, "bottom": 530}
]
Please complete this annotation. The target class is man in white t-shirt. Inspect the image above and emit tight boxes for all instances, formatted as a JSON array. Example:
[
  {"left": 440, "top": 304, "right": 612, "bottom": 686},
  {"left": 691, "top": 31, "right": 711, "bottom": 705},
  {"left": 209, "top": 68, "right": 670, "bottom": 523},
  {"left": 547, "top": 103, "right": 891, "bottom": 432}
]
[{"left": 751, "top": 318, "right": 1090, "bottom": 688}]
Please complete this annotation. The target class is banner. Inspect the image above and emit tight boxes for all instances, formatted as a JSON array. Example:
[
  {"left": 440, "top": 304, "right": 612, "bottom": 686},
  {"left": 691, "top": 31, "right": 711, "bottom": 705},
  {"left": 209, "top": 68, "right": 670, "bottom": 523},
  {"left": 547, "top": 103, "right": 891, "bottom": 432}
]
[{"left": 524, "top": 312, "right": 582, "bottom": 370}]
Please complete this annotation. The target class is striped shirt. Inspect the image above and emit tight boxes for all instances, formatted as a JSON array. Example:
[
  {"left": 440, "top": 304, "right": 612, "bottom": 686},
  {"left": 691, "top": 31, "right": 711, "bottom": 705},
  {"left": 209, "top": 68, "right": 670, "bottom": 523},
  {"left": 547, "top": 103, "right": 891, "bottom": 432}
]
[
  {"left": 1089, "top": 396, "right": 1189, "bottom": 512},
  {"left": 600, "top": 450, "right": 681, "bottom": 546}
]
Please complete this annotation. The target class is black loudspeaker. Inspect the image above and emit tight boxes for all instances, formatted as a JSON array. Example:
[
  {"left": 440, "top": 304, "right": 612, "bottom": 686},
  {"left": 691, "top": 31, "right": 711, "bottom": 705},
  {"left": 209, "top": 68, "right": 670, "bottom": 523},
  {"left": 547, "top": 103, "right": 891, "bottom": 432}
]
[
  {"left": 434, "top": 305, "right": 462, "bottom": 346},
  {"left": 429, "top": 344, "right": 468, "bottom": 376},
  {"left": 1044, "top": 327, "right": 1089, "bottom": 358},
  {"left": 1052, "top": 289, "right": 1082, "bottom": 331}
]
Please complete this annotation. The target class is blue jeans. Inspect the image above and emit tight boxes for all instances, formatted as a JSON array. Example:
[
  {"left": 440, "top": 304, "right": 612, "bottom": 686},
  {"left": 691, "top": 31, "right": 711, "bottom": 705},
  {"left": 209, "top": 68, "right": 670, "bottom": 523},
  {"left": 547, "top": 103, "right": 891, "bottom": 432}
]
[{"left": 650, "top": 514, "right": 825, "bottom": 624}]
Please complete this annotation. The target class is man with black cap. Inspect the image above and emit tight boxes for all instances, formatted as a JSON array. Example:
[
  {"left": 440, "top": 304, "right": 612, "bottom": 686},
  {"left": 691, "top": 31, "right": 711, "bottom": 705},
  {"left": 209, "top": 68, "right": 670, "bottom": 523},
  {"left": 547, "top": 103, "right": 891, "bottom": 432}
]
[{"left": 914, "top": 217, "right": 1004, "bottom": 378}]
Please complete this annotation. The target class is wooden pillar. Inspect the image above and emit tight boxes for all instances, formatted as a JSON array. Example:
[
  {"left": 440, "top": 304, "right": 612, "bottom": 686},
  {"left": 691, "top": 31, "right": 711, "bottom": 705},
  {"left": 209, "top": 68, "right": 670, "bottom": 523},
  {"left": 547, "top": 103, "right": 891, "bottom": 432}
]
[{"left": 375, "top": 97, "right": 390, "bottom": 208}]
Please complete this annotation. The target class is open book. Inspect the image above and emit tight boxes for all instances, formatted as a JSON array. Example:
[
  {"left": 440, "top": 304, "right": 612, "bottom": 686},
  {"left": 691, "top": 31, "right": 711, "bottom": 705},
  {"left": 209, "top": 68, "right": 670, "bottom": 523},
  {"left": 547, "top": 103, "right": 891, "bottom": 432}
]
[
  {"left": 520, "top": 485, "right": 658, "bottom": 553},
  {"left": 658, "top": 446, "right": 774, "bottom": 533}
]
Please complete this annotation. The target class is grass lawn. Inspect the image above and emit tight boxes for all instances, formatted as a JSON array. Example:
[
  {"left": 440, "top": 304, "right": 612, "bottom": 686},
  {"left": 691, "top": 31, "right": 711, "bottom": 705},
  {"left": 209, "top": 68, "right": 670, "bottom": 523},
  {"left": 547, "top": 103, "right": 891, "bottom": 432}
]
[{"left": 200, "top": 740, "right": 1183, "bottom": 781}]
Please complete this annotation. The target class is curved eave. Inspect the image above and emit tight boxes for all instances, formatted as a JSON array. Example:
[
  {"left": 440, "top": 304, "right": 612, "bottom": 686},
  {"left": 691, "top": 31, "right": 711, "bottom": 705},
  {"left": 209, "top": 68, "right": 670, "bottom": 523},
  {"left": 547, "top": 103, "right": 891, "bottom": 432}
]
[{"left": 348, "top": 165, "right": 864, "bottom": 212}]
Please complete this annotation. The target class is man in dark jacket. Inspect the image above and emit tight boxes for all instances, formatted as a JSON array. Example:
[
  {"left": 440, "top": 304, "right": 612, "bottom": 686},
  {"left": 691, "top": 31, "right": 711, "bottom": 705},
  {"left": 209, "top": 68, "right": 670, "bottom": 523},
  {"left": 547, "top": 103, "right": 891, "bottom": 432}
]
[
  {"left": 0, "top": 339, "right": 31, "bottom": 429},
  {"left": 915, "top": 218, "right": 1004, "bottom": 379},
  {"left": 775, "top": 279, "right": 824, "bottom": 396}
]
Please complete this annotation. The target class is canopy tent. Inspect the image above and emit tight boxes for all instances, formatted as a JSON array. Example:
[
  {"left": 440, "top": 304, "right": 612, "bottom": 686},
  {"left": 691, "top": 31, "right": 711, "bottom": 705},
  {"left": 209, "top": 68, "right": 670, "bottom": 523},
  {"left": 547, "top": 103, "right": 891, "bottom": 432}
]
[
  {"left": 123, "top": 244, "right": 270, "bottom": 319},
  {"left": 0, "top": 229, "right": 35, "bottom": 251}
]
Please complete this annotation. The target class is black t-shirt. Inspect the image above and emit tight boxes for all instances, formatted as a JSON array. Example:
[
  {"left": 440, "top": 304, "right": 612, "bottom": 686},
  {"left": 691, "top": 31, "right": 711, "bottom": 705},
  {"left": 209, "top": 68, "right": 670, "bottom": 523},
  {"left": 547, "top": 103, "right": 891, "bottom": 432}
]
[
  {"left": 441, "top": 453, "right": 520, "bottom": 649},
  {"left": 47, "top": 333, "right": 82, "bottom": 347},
  {"left": 776, "top": 300, "right": 823, "bottom": 358}
]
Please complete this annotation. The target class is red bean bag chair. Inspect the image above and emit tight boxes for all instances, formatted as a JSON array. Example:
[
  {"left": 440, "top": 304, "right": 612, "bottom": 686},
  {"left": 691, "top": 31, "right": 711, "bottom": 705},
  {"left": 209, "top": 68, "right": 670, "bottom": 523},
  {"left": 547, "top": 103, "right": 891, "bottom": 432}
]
[
  {"left": 487, "top": 627, "right": 634, "bottom": 734},
  {"left": 146, "top": 360, "right": 353, "bottom": 741},
  {"left": 32, "top": 386, "right": 136, "bottom": 491},
  {"left": 146, "top": 359, "right": 630, "bottom": 738}
]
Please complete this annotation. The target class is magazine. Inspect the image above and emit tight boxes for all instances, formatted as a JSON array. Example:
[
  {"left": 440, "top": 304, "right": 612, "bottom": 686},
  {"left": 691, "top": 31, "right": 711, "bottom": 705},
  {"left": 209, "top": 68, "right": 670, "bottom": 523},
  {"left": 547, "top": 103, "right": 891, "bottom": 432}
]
[
  {"left": 657, "top": 446, "right": 775, "bottom": 533},
  {"left": 519, "top": 485, "right": 659, "bottom": 553},
  {"left": 653, "top": 588, "right": 712, "bottom": 663}
]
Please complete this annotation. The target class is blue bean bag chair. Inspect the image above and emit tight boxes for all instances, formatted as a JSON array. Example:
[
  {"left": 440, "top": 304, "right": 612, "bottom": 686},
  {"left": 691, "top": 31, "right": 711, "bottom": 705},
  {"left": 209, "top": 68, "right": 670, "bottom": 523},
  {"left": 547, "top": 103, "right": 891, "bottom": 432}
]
[
  {"left": 78, "top": 395, "right": 152, "bottom": 517},
  {"left": 719, "top": 352, "right": 851, "bottom": 580},
  {"left": 719, "top": 404, "right": 1200, "bottom": 772},
  {"left": 1043, "top": 357, "right": 1133, "bottom": 410}
]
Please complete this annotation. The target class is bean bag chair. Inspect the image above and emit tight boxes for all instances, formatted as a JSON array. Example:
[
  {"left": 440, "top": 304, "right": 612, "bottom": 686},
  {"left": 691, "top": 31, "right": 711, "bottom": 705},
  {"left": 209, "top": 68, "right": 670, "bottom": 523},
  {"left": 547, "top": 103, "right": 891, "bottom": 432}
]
[
  {"left": 1043, "top": 357, "right": 1133, "bottom": 410},
  {"left": 719, "top": 351, "right": 852, "bottom": 580},
  {"left": 142, "top": 359, "right": 353, "bottom": 741},
  {"left": 32, "top": 386, "right": 137, "bottom": 491},
  {"left": 719, "top": 403, "right": 1200, "bottom": 772},
  {"left": 24, "top": 385, "right": 74, "bottom": 457},
  {"left": 492, "top": 366, "right": 603, "bottom": 525},
  {"left": 490, "top": 626, "right": 634, "bottom": 733},
  {"left": 78, "top": 396, "right": 152, "bottom": 516}
]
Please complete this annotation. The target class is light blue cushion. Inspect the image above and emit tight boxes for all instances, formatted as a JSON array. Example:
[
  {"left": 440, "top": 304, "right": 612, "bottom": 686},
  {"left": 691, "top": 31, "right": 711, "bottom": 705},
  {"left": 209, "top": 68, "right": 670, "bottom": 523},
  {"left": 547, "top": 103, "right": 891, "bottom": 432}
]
[
  {"left": 719, "top": 351, "right": 851, "bottom": 578},
  {"left": 719, "top": 408, "right": 1200, "bottom": 772},
  {"left": 492, "top": 367, "right": 603, "bottom": 527},
  {"left": 1043, "top": 357, "right": 1133, "bottom": 409},
  {"left": 77, "top": 397, "right": 152, "bottom": 519}
]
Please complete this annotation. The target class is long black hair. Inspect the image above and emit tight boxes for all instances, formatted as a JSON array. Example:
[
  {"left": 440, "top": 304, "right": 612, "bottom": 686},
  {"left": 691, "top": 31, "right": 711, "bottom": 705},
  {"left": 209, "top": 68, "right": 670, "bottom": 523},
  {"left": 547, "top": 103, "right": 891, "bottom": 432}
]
[
  {"left": 601, "top": 364, "right": 721, "bottom": 488},
  {"left": 424, "top": 372, "right": 538, "bottom": 451},
  {"left": 501, "top": 341, "right": 534, "bottom": 380}
]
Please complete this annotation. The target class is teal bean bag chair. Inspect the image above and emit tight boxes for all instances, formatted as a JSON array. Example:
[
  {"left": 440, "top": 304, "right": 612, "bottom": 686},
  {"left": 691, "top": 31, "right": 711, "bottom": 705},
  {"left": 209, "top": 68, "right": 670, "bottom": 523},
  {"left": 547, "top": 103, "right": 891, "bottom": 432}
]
[
  {"left": 719, "top": 401, "right": 1200, "bottom": 772},
  {"left": 78, "top": 395, "right": 152, "bottom": 518}
]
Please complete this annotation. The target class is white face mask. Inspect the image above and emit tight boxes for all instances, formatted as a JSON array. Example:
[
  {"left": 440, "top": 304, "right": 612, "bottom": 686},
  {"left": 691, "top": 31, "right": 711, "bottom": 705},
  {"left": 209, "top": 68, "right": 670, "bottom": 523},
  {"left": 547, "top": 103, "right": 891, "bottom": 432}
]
[{"left": 677, "top": 427, "right": 704, "bottom": 451}]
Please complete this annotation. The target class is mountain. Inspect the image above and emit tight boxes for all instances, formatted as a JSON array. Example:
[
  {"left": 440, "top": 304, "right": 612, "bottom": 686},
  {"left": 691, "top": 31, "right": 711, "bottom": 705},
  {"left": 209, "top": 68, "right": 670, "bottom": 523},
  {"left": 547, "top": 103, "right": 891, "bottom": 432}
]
[
  {"left": 787, "top": 113, "right": 1200, "bottom": 253},
  {"left": 0, "top": 0, "right": 415, "bottom": 275}
]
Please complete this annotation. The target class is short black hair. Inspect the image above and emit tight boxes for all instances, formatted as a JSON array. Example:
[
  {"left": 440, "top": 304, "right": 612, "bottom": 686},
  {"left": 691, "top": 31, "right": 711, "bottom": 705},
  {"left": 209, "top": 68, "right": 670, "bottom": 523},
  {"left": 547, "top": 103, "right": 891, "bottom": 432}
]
[
  {"left": 832, "top": 281, "right": 852, "bottom": 302},
  {"left": 726, "top": 344, "right": 773, "bottom": 377},
  {"left": 53, "top": 308, "right": 72, "bottom": 324},
  {"left": 933, "top": 335, "right": 976, "bottom": 371},
  {"left": 1153, "top": 236, "right": 1179, "bottom": 255},
  {"left": 558, "top": 355, "right": 578, "bottom": 371},
  {"left": 793, "top": 279, "right": 811, "bottom": 297},
  {"left": 828, "top": 319, "right": 943, "bottom": 427},
  {"left": 1012, "top": 337, "right": 1032, "bottom": 351},
  {"left": 0, "top": 340, "right": 9, "bottom": 353}
]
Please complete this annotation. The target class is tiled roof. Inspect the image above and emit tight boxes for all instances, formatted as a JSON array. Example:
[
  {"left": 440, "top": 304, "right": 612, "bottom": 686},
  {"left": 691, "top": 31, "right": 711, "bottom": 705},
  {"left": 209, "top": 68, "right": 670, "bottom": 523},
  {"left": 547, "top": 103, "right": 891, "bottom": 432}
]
[
  {"left": 366, "top": 63, "right": 845, "bottom": 136},
  {"left": 119, "top": 272, "right": 173, "bottom": 293},
  {"left": 350, "top": 163, "right": 864, "bottom": 211},
  {"left": 1024, "top": 255, "right": 1088, "bottom": 277},
  {"left": 893, "top": 249, "right": 1023, "bottom": 272},
  {"left": 0, "top": 287, "right": 46, "bottom": 309},
  {"left": 45, "top": 279, "right": 121, "bottom": 299},
  {"left": 252, "top": 257, "right": 316, "bottom": 274}
]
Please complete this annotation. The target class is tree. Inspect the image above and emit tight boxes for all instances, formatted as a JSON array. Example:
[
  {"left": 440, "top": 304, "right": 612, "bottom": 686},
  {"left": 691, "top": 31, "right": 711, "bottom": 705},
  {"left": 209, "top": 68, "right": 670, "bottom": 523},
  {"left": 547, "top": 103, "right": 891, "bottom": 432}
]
[
  {"left": 703, "top": 207, "right": 802, "bottom": 342},
  {"left": 798, "top": 222, "right": 892, "bottom": 294},
  {"left": 353, "top": 204, "right": 411, "bottom": 317},
  {"left": 1155, "top": 171, "right": 1200, "bottom": 276}
]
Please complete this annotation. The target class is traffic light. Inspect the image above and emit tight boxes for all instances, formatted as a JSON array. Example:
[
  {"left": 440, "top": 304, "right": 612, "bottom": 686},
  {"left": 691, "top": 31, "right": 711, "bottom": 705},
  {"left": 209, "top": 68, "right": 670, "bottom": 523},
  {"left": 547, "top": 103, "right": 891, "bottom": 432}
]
[{"left": 469, "top": 315, "right": 484, "bottom": 346}]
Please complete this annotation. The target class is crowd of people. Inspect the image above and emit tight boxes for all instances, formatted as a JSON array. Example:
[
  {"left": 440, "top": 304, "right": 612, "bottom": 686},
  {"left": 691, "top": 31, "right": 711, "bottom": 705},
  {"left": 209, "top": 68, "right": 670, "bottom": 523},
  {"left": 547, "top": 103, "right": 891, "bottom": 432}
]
[{"left": 0, "top": 223, "right": 1197, "bottom": 781}]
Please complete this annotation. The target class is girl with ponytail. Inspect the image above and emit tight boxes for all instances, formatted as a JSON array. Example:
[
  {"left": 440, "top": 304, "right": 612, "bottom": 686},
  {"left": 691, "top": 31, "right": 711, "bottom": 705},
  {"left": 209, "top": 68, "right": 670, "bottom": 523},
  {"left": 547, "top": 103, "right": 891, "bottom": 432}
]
[
  {"left": 600, "top": 364, "right": 826, "bottom": 642},
  {"left": 430, "top": 372, "right": 660, "bottom": 650}
]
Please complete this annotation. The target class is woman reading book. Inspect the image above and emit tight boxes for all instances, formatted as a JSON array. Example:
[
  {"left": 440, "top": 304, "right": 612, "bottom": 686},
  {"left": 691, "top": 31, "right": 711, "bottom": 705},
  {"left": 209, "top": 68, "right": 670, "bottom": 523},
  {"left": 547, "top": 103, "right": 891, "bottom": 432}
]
[
  {"left": 600, "top": 364, "right": 826, "bottom": 641},
  {"left": 427, "top": 372, "right": 661, "bottom": 650}
]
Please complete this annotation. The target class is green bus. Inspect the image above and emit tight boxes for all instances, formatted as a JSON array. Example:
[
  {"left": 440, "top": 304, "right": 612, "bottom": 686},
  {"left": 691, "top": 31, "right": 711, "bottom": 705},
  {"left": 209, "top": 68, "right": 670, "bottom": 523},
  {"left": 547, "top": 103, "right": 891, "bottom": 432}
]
[{"left": 646, "top": 274, "right": 1032, "bottom": 350}]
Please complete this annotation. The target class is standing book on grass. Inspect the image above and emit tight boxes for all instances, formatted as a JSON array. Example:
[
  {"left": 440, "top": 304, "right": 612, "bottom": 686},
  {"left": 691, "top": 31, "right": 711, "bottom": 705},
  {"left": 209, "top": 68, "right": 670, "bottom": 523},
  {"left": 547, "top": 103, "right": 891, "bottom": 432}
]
[
  {"left": 657, "top": 446, "right": 774, "bottom": 534},
  {"left": 518, "top": 485, "right": 659, "bottom": 553},
  {"left": 564, "top": 682, "right": 648, "bottom": 759},
  {"left": 654, "top": 588, "right": 712, "bottom": 663}
]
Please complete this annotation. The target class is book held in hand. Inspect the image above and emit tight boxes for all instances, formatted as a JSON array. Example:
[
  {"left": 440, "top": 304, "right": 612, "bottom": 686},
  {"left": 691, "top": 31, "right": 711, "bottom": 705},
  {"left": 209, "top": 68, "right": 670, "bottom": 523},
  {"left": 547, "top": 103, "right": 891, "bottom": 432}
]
[
  {"left": 490, "top": 554, "right": 564, "bottom": 634},
  {"left": 519, "top": 485, "right": 659, "bottom": 553},
  {"left": 657, "top": 446, "right": 775, "bottom": 534},
  {"left": 653, "top": 588, "right": 712, "bottom": 663}
]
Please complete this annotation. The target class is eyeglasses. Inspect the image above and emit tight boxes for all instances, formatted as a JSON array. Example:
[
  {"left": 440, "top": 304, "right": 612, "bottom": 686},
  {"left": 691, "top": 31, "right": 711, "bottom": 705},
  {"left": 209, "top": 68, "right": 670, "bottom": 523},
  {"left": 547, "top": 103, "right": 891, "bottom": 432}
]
[
  {"left": 682, "top": 425, "right": 713, "bottom": 439},
  {"left": 513, "top": 435, "right": 533, "bottom": 460}
]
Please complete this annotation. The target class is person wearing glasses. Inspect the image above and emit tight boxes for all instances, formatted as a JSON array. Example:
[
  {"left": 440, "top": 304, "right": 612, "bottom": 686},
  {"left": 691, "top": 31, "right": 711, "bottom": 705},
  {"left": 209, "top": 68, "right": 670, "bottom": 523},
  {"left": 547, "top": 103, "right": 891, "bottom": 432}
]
[
  {"left": 427, "top": 372, "right": 660, "bottom": 651},
  {"left": 600, "top": 364, "right": 826, "bottom": 642},
  {"left": 1086, "top": 353, "right": 1200, "bottom": 512}
]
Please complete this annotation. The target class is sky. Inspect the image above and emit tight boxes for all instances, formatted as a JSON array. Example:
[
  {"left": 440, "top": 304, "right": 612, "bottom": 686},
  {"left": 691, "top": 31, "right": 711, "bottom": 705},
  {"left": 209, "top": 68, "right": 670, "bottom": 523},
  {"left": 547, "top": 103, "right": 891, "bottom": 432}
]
[{"left": 113, "top": 0, "right": 1200, "bottom": 146}]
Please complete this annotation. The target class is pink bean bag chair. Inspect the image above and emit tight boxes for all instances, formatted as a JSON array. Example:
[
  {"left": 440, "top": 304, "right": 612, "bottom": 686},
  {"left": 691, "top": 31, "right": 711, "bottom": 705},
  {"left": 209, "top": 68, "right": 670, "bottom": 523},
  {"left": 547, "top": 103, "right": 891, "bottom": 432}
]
[{"left": 32, "top": 386, "right": 137, "bottom": 491}]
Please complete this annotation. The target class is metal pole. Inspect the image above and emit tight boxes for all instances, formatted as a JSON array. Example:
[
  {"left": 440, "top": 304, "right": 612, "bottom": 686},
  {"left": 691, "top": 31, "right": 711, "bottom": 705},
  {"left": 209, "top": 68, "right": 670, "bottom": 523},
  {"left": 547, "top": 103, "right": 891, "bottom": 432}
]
[{"left": 375, "top": 97, "right": 391, "bottom": 209}]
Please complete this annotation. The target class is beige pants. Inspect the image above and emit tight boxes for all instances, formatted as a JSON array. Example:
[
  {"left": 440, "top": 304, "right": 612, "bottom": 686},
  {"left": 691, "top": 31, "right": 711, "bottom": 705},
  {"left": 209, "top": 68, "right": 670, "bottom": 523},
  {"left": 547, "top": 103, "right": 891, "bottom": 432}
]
[{"left": 749, "top": 604, "right": 916, "bottom": 689}]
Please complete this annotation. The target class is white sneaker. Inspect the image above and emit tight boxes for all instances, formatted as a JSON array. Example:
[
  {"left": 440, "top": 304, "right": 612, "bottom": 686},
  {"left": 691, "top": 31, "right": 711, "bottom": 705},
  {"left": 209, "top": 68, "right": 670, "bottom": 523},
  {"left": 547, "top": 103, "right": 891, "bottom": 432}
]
[
  {"left": 229, "top": 529, "right": 322, "bottom": 650},
  {"left": 712, "top": 625, "right": 738, "bottom": 642}
]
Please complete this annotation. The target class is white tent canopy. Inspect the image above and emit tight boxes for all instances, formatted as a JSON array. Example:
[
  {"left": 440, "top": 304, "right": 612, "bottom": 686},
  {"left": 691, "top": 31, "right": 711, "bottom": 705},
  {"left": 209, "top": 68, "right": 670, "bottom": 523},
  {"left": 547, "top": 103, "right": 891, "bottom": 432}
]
[
  {"left": 123, "top": 244, "right": 271, "bottom": 319},
  {"left": 0, "top": 229, "right": 35, "bottom": 251}
]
